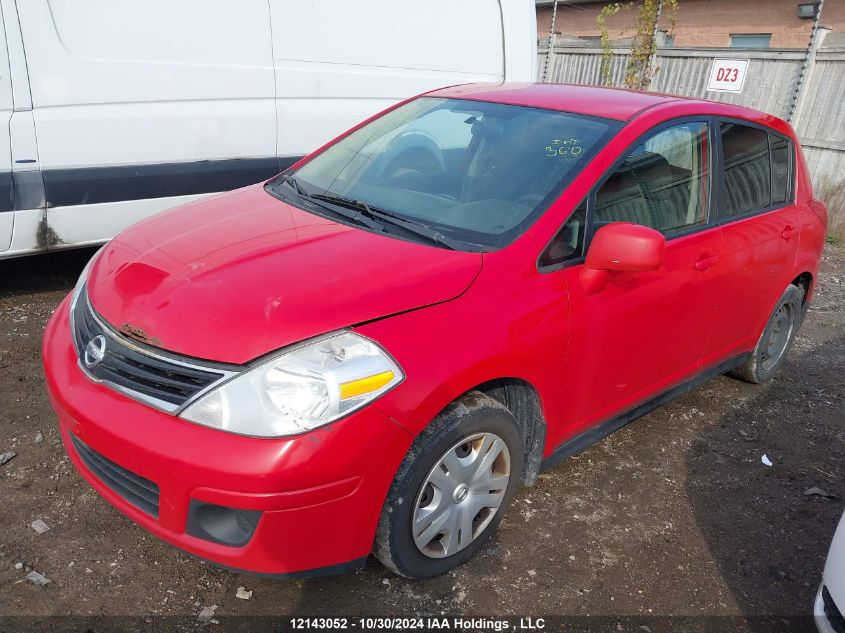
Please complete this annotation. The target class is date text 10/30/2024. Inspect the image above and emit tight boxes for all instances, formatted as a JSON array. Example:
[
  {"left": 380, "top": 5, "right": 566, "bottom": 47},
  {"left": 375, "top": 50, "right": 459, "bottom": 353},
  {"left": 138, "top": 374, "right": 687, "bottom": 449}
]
[{"left": 289, "top": 617, "right": 547, "bottom": 631}]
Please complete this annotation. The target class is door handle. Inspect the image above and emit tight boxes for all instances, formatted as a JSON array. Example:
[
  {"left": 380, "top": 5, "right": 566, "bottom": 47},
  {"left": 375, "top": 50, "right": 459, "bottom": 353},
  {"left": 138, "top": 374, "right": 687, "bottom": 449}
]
[
  {"left": 695, "top": 254, "right": 720, "bottom": 271},
  {"left": 781, "top": 225, "right": 798, "bottom": 240}
]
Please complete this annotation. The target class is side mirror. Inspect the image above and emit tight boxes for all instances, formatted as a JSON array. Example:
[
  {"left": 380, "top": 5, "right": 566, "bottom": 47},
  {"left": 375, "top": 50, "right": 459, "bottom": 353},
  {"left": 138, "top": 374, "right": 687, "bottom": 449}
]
[{"left": 581, "top": 222, "right": 665, "bottom": 294}]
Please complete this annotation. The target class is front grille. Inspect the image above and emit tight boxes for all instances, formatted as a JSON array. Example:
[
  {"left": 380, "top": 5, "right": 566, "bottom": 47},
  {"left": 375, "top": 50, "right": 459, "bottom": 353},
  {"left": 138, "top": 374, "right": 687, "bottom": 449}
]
[
  {"left": 71, "top": 435, "right": 160, "bottom": 517},
  {"left": 824, "top": 586, "right": 845, "bottom": 633},
  {"left": 71, "top": 287, "right": 230, "bottom": 411}
]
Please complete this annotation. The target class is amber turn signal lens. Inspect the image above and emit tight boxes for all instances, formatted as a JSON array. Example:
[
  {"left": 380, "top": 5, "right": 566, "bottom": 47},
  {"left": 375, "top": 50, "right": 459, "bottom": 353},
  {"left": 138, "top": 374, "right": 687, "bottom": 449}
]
[{"left": 339, "top": 370, "right": 396, "bottom": 400}]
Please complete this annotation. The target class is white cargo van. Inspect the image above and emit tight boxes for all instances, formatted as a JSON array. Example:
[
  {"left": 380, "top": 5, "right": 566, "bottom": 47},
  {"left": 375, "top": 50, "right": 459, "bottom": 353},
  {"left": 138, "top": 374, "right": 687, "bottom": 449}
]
[{"left": 0, "top": 0, "right": 536, "bottom": 258}]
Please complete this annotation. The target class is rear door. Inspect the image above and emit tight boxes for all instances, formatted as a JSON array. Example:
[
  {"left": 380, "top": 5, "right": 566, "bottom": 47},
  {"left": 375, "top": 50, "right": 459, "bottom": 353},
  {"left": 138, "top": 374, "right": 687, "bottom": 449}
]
[
  {"left": 704, "top": 120, "right": 800, "bottom": 363},
  {"left": 552, "top": 119, "right": 723, "bottom": 443}
]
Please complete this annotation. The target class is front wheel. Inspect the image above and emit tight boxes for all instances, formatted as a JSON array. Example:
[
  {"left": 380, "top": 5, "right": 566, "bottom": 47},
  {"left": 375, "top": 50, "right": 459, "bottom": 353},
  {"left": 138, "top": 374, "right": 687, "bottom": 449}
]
[
  {"left": 729, "top": 284, "right": 803, "bottom": 384},
  {"left": 373, "top": 392, "right": 523, "bottom": 578}
]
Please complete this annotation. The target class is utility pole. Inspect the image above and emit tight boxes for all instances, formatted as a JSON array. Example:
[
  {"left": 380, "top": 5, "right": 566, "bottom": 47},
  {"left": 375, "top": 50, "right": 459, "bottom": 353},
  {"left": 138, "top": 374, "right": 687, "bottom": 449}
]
[{"left": 788, "top": 0, "right": 825, "bottom": 123}]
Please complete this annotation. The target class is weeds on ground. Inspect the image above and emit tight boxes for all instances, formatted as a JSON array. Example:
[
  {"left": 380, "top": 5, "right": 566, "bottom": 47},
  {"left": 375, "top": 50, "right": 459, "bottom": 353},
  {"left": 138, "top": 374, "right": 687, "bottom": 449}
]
[{"left": 819, "top": 176, "right": 845, "bottom": 242}]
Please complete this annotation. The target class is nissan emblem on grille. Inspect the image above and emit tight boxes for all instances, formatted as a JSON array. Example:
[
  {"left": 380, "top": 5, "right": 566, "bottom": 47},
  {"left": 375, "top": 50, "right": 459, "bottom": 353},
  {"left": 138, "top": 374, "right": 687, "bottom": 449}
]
[{"left": 84, "top": 335, "right": 107, "bottom": 367}]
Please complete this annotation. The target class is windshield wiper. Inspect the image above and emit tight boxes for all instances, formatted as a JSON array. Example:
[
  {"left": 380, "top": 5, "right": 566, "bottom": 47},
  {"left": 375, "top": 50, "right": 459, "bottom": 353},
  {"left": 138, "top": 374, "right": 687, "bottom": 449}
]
[
  {"left": 309, "top": 193, "right": 462, "bottom": 251},
  {"left": 280, "top": 177, "right": 387, "bottom": 232},
  {"left": 279, "top": 176, "right": 463, "bottom": 250}
]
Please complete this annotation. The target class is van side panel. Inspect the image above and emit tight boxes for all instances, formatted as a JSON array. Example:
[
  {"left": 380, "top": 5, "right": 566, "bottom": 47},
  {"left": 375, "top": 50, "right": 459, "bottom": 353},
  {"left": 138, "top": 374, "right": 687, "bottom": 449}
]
[
  {"left": 14, "top": 0, "right": 277, "bottom": 248},
  {"left": 502, "top": 0, "right": 538, "bottom": 82},
  {"left": 0, "top": 1, "right": 15, "bottom": 252},
  {"left": 270, "top": 0, "right": 509, "bottom": 158},
  {"left": 3, "top": 0, "right": 536, "bottom": 257}
]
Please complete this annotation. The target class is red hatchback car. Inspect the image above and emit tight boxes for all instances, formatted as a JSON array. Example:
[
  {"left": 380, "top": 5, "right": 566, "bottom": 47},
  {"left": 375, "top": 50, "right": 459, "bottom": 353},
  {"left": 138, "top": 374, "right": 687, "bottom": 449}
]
[{"left": 44, "top": 84, "right": 827, "bottom": 579}]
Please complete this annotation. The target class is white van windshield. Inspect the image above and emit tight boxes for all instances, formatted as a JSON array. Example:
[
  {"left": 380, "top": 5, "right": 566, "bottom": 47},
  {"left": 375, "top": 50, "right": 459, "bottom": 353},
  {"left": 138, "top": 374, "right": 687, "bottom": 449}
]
[{"left": 267, "top": 98, "right": 620, "bottom": 251}]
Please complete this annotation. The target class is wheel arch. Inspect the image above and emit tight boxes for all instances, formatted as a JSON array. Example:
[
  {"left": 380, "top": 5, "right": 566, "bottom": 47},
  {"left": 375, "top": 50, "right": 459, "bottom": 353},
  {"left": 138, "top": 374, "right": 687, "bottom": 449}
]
[
  {"left": 790, "top": 271, "right": 814, "bottom": 324},
  {"left": 791, "top": 271, "right": 813, "bottom": 303},
  {"left": 463, "top": 378, "right": 547, "bottom": 486}
]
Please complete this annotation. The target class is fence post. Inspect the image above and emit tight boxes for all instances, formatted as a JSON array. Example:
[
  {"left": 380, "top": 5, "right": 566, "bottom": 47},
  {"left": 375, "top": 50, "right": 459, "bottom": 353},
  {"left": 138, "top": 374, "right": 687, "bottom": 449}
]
[
  {"left": 787, "top": 0, "right": 826, "bottom": 124},
  {"left": 541, "top": 0, "right": 560, "bottom": 83}
]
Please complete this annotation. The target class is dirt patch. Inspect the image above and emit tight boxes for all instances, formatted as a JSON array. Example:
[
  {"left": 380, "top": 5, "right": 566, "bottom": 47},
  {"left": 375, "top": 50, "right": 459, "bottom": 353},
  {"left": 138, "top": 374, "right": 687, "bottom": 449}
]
[{"left": 0, "top": 245, "right": 842, "bottom": 629}]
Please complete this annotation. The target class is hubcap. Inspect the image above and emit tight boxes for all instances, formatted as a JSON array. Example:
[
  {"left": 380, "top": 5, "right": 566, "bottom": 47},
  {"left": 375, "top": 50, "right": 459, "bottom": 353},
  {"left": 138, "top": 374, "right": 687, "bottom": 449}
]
[
  {"left": 412, "top": 432, "right": 511, "bottom": 559},
  {"left": 453, "top": 483, "right": 469, "bottom": 503},
  {"left": 761, "top": 303, "right": 794, "bottom": 371}
]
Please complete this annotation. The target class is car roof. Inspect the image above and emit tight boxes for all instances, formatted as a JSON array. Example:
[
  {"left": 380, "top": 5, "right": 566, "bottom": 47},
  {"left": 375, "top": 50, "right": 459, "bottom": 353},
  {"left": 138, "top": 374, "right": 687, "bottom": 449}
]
[{"left": 427, "top": 82, "right": 705, "bottom": 122}]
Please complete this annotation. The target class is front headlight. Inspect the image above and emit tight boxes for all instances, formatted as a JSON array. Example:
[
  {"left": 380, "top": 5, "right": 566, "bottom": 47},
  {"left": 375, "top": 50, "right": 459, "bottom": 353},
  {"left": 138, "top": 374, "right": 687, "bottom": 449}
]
[
  {"left": 180, "top": 332, "right": 404, "bottom": 437},
  {"left": 71, "top": 248, "right": 102, "bottom": 303}
]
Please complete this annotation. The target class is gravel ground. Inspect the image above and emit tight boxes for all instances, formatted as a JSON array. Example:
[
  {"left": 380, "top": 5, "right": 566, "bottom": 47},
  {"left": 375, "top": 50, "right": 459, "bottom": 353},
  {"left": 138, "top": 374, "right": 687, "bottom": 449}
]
[{"left": 0, "top": 244, "right": 842, "bottom": 632}]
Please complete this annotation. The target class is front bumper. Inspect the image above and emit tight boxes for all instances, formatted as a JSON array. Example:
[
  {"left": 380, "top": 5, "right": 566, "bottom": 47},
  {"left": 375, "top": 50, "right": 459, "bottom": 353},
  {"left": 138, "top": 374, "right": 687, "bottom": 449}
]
[
  {"left": 43, "top": 296, "right": 413, "bottom": 575},
  {"left": 815, "top": 585, "right": 845, "bottom": 633},
  {"left": 818, "top": 512, "right": 845, "bottom": 632}
]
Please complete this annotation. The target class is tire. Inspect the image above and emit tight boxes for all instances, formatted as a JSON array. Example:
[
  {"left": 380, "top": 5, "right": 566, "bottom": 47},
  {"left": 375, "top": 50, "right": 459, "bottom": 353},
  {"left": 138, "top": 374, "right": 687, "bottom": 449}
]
[
  {"left": 729, "top": 284, "right": 803, "bottom": 384},
  {"left": 374, "top": 392, "right": 523, "bottom": 579}
]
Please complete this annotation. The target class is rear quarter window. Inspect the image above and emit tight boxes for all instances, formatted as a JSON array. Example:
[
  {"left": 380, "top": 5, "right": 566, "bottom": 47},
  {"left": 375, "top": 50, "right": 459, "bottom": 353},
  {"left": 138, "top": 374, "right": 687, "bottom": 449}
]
[{"left": 770, "top": 134, "right": 792, "bottom": 205}]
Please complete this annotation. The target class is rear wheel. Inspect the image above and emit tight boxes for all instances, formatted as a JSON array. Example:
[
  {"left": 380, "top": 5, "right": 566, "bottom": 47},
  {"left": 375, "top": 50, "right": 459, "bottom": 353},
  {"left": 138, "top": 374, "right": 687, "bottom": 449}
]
[
  {"left": 729, "top": 284, "right": 803, "bottom": 384},
  {"left": 374, "top": 392, "right": 523, "bottom": 578}
]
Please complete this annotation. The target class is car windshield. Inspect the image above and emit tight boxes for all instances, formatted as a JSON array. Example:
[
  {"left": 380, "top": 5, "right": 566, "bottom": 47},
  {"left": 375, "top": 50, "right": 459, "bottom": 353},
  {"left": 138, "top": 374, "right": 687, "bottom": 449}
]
[{"left": 266, "top": 97, "right": 620, "bottom": 251}]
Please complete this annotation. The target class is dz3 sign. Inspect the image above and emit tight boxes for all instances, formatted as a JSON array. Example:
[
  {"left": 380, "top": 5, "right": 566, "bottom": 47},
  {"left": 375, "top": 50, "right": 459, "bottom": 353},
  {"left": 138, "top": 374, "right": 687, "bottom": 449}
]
[{"left": 707, "top": 58, "right": 750, "bottom": 93}]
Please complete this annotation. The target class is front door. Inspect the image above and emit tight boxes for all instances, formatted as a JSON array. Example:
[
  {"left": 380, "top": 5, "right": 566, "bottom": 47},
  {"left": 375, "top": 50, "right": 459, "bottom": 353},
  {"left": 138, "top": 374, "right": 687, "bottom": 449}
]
[
  {"left": 555, "top": 120, "right": 723, "bottom": 444},
  {"left": 15, "top": 0, "right": 277, "bottom": 246}
]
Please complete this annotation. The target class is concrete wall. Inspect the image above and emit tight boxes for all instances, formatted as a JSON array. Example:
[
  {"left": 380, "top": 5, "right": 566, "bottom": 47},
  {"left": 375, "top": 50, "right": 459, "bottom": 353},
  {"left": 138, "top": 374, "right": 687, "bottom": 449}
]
[{"left": 537, "top": 0, "right": 845, "bottom": 49}]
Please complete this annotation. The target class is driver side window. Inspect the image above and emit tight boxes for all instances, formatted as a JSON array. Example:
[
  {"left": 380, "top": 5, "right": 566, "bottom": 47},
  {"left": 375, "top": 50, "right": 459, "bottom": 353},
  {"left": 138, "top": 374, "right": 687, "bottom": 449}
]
[{"left": 594, "top": 121, "right": 711, "bottom": 236}]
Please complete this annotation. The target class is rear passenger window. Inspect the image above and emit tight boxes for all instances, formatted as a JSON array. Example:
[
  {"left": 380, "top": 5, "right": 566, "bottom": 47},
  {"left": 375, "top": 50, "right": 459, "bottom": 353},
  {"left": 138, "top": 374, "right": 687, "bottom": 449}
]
[
  {"left": 594, "top": 121, "right": 710, "bottom": 235},
  {"left": 720, "top": 123, "right": 772, "bottom": 217},
  {"left": 770, "top": 133, "right": 792, "bottom": 205}
]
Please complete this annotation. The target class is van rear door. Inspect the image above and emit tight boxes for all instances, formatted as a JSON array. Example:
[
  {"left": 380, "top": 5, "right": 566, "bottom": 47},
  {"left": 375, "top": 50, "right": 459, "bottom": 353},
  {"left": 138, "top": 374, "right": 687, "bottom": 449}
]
[{"left": 0, "top": 2, "right": 13, "bottom": 252}]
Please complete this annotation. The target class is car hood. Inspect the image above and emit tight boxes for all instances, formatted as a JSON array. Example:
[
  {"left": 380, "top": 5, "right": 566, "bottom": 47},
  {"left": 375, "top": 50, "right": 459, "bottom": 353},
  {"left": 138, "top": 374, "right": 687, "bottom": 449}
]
[{"left": 87, "top": 185, "right": 482, "bottom": 364}]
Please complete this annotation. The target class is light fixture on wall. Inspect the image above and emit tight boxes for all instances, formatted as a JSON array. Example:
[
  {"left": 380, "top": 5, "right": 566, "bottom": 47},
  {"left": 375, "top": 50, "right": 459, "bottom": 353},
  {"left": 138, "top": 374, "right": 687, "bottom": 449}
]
[{"left": 797, "top": 2, "right": 819, "bottom": 19}]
